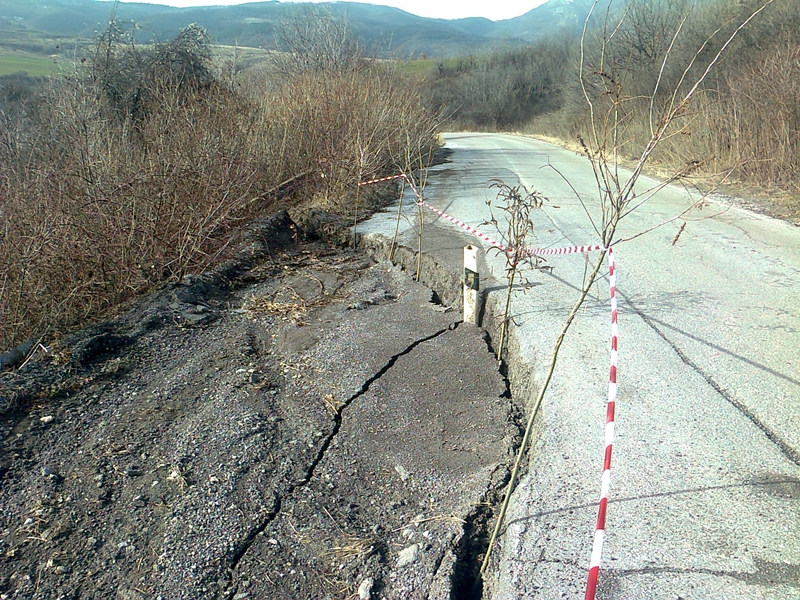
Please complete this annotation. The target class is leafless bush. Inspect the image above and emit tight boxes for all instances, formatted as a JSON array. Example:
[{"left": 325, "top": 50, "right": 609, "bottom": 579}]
[
  {"left": 483, "top": 181, "right": 545, "bottom": 362},
  {"left": 0, "top": 74, "right": 261, "bottom": 349},
  {"left": 527, "top": 0, "right": 799, "bottom": 205},
  {"left": 249, "top": 63, "right": 438, "bottom": 211},
  {"left": 424, "top": 39, "right": 573, "bottom": 129},
  {"left": 270, "top": 5, "right": 364, "bottom": 77},
  {"left": 91, "top": 22, "right": 215, "bottom": 125},
  {"left": 655, "top": 39, "right": 800, "bottom": 192}
]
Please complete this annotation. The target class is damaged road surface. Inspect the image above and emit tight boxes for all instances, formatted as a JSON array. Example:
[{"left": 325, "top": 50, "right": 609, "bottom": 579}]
[{"left": 0, "top": 214, "right": 517, "bottom": 599}]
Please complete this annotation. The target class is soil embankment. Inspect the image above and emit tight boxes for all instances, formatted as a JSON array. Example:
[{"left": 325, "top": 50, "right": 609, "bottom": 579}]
[{"left": 0, "top": 212, "right": 517, "bottom": 599}]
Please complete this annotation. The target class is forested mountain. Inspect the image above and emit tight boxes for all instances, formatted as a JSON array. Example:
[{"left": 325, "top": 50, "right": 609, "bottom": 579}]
[{"left": 0, "top": 0, "right": 600, "bottom": 57}]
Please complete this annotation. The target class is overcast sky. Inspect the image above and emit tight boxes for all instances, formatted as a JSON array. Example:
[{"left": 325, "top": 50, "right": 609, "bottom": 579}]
[{"left": 113, "top": 0, "right": 548, "bottom": 21}]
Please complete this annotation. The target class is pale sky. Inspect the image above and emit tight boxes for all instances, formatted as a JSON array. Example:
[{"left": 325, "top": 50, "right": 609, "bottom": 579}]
[{"left": 113, "top": 0, "right": 548, "bottom": 21}]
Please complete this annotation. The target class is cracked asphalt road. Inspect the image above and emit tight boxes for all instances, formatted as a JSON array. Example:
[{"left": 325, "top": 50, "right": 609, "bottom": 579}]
[
  {"left": 360, "top": 132, "right": 800, "bottom": 599},
  {"left": 0, "top": 213, "right": 517, "bottom": 599}
]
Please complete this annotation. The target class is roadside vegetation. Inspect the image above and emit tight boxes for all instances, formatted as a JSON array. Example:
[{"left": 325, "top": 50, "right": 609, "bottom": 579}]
[
  {"left": 423, "top": 0, "right": 800, "bottom": 209},
  {"left": 0, "top": 11, "right": 438, "bottom": 350}
]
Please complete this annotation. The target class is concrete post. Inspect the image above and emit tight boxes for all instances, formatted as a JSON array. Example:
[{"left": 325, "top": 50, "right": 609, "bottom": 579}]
[{"left": 463, "top": 245, "right": 480, "bottom": 325}]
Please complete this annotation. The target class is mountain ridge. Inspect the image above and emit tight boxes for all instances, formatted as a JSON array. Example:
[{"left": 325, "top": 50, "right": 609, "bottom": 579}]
[{"left": 0, "top": 0, "right": 597, "bottom": 57}]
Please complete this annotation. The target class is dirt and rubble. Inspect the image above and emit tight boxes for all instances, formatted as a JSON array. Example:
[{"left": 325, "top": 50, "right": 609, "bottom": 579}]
[{"left": 0, "top": 211, "right": 521, "bottom": 599}]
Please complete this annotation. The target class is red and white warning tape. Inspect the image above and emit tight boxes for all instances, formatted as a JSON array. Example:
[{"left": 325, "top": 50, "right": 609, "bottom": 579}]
[
  {"left": 406, "top": 178, "right": 422, "bottom": 203},
  {"left": 419, "top": 198, "right": 604, "bottom": 260},
  {"left": 358, "top": 173, "right": 421, "bottom": 217},
  {"left": 360, "top": 173, "right": 503, "bottom": 248},
  {"left": 359, "top": 174, "right": 605, "bottom": 258},
  {"left": 360, "top": 173, "right": 619, "bottom": 598},
  {"left": 528, "top": 244, "right": 605, "bottom": 256},
  {"left": 357, "top": 174, "right": 407, "bottom": 186},
  {"left": 418, "top": 200, "right": 509, "bottom": 252},
  {"left": 585, "top": 246, "right": 617, "bottom": 600}
]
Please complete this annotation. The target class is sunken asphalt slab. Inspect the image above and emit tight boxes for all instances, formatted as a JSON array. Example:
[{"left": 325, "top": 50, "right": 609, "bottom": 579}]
[{"left": 0, "top": 225, "right": 514, "bottom": 599}]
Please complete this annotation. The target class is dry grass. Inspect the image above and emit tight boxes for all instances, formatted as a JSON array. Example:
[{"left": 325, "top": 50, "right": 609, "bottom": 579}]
[
  {"left": 424, "top": 0, "right": 799, "bottom": 212},
  {"left": 394, "top": 513, "right": 466, "bottom": 530},
  {"left": 328, "top": 535, "right": 376, "bottom": 563},
  {"left": 0, "top": 22, "right": 438, "bottom": 351},
  {"left": 243, "top": 296, "right": 312, "bottom": 325},
  {"left": 524, "top": 1, "right": 800, "bottom": 213}
]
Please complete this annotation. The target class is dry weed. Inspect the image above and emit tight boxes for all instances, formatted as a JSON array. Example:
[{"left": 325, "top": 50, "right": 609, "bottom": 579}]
[
  {"left": 243, "top": 296, "right": 311, "bottom": 325},
  {"left": 328, "top": 535, "right": 376, "bottom": 564}
]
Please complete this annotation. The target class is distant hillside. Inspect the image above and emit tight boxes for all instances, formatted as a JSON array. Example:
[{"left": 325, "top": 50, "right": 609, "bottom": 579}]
[
  {"left": 452, "top": 0, "right": 601, "bottom": 41},
  {"left": 0, "top": 0, "right": 600, "bottom": 58}
]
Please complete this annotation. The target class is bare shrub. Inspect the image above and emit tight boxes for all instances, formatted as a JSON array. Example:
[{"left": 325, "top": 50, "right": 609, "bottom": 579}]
[
  {"left": 249, "top": 63, "right": 438, "bottom": 211},
  {"left": 483, "top": 181, "right": 545, "bottom": 362},
  {"left": 270, "top": 5, "right": 364, "bottom": 77},
  {"left": 424, "top": 39, "right": 573, "bottom": 129},
  {"left": 0, "top": 74, "right": 261, "bottom": 349},
  {"left": 91, "top": 22, "right": 215, "bottom": 125},
  {"left": 657, "top": 40, "right": 800, "bottom": 192}
]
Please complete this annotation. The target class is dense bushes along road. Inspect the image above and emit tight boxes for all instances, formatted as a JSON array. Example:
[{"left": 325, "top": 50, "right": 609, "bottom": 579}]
[{"left": 0, "top": 15, "right": 438, "bottom": 350}]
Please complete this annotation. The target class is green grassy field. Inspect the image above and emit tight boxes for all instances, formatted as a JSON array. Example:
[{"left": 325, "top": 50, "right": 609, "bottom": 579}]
[
  {"left": 0, "top": 51, "right": 60, "bottom": 77},
  {"left": 395, "top": 56, "right": 467, "bottom": 77},
  {"left": 398, "top": 58, "right": 436, "bottom": 76}
]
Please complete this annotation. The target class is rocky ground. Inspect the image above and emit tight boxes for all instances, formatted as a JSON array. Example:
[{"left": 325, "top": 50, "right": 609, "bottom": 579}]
[{"left": 0, "top": 212, "right": 520, "bottom": 599}]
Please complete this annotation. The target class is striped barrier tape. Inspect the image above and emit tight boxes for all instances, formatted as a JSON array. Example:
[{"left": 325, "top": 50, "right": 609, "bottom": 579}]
[
  {"left": 585, "top": 246, "right": 617, "bottom": 600},
  {"left": 359, "top": 173, "right": 509, "bottom": 250},
  {"left": 527, "top": 244, "right": 605, "bottom": 256},
  {"left": 419, "top": 198, "right": 604, "bottom": 260},
  {"left": 359, "top": 174, "right": 604, "bottom": 258},
  {"left": 357, "top": 174, "right": 408, "bottom": 186},
  {"left": 405, "top": 177, "right": 423, "bottom": 203},
  {"left": 359, "top": 173, "right": 618, "bottom": 597},
  {"left": 418, "top": 200, "right": 509, "bottom": 253}
]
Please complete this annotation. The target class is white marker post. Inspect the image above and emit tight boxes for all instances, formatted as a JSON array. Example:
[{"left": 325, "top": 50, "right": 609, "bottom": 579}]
[{"left": 463, "top": 245, "right": 480, "bottom": 325}]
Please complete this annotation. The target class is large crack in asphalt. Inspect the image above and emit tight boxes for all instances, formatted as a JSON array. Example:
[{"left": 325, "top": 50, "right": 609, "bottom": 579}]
[
  {"left": 623, "top": 296, "right": 800, "bottom": 467},
  {"left": 223, "top": 320, "right": 462, "bottom": 600},
  {"left": 446, "top": 332, "right": 523, "bottom": 598},
  {"left": 362, "top": 233, "right": 526, "bottom": 600},
  {"left": 540, "top": 261, "right": 800, "bottom": 467},
  {"left": 450, "top": 467, "right": 512, "bottom": 600}
]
